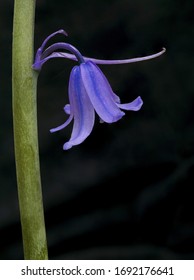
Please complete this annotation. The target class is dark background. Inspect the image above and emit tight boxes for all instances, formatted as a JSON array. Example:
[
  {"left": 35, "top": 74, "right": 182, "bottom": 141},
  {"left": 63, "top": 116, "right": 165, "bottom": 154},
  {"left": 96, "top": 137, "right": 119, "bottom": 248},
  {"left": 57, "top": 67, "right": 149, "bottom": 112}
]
[{"left": 1, "top": 0, "right": 194, "bottom": 259}]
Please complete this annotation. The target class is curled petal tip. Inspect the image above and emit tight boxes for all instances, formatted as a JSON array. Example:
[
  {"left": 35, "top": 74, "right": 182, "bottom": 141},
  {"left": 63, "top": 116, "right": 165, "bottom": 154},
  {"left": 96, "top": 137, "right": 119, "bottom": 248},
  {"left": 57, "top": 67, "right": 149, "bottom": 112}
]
[
  {"left": 137, "top": 96, "right": 143, "bottom": 106},
  {"left": 160, "top": 47, "right": 166, "bottom": 55},
  {"left": 117, "top": 96, "right": 143, "bottom": 112},
  {"left": 58, "top": 29, "right": 68, "bottom": 36},
  {"left": 64, "top": 104, "right": 70, "bottom": 114},
  {"left": 63, "top": 142, "right": 72, "bottom": 150}
]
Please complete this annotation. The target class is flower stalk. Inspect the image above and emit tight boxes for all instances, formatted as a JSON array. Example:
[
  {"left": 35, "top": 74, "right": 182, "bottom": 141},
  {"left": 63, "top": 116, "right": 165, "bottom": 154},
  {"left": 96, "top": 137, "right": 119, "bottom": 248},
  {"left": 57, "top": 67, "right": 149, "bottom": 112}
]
[{"left": 12, "top": 0, "right": 48, "bottom": 259}]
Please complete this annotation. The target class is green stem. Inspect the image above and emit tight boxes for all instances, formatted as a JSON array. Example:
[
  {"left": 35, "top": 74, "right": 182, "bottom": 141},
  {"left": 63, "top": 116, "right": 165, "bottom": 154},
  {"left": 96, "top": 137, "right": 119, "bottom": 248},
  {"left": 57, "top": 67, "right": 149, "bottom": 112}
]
[{"left": 12, "top": 0, "right": 48, "bottom": 259}]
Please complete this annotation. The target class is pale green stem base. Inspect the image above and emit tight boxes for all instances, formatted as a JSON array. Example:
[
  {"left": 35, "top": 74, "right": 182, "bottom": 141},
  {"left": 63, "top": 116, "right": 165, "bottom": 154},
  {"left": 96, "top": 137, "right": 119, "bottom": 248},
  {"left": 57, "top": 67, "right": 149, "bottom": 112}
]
[{"left": 12, "top": 0, "right": 48, "bottom": 259}]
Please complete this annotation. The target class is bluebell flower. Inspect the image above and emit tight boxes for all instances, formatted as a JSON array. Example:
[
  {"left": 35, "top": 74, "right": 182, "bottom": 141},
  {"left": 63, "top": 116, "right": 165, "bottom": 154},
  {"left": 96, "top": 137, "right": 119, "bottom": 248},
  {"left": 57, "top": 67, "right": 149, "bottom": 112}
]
[{"left": 33, "top": 30, "right": 165, "bottom": 150}]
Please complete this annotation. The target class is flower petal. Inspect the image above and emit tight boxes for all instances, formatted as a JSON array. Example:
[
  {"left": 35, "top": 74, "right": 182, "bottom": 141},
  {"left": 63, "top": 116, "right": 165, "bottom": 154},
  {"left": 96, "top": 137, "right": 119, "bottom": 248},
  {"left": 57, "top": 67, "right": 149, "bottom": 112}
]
[
  {"left": 63, "top": 66, "right": 95, "bottom": 150},
  {"left": 50, "top": 114, "right": 73, "bottom": 133},
  {"left": 117, "top": 96, "right": 143, "bottom": 111},
  {"left": 49, "top": 104, "right": 71, "bottom": 133},
  {"left": 64, "top": 104, "right": 70, "bottom": 114},
  {"left": 80, "top": 61, "right": 124, "bottom": 123}
]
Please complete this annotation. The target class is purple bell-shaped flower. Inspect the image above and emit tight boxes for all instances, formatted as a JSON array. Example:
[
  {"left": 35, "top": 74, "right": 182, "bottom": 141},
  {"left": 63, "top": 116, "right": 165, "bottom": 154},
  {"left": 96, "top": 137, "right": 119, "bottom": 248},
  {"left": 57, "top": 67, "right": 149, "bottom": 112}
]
[{"left": 33, "top": 30, "right": 165, "bottom": 150}]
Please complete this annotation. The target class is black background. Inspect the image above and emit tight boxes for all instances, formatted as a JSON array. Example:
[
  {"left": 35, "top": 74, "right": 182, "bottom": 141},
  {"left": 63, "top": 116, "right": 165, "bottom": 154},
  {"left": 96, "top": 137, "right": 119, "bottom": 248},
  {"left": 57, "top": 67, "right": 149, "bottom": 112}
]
[{"left": 1, "top": 0, "right": 194, "bottom": 259}]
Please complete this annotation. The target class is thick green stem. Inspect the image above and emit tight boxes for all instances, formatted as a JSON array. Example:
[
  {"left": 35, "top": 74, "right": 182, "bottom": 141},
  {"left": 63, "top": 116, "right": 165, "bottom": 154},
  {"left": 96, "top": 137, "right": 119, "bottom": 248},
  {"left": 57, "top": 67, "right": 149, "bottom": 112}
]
[{"left": 12, "top": 0, "right": 48, "bottom": 259}]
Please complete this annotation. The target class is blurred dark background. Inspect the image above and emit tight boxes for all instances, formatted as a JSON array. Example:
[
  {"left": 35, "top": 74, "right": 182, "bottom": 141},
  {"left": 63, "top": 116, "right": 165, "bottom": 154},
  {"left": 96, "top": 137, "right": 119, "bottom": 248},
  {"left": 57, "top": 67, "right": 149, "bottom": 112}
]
[{"left": 1, "top": 0, "right": 194, "bottom": 259}]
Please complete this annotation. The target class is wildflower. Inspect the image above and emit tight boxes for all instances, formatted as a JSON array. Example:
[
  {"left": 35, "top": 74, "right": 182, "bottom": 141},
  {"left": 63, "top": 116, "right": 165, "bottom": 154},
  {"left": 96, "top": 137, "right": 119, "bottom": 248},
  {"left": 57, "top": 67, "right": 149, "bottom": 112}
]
[{"left": 33, "top": 30, "right": 165, "bottom": 150}]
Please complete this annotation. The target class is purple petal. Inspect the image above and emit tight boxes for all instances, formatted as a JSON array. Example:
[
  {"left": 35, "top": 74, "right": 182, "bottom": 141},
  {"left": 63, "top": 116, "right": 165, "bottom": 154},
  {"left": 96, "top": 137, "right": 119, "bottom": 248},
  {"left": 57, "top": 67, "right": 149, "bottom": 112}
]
[
  {"left": 117, "top": 96, "right": 143, "bottom": 111},
  {"left": 80, "top": 61, "right": 124, "bottom": 123},
  {"left": 63, "top": 66, "right": 95, "bottom": 150},
  {"left": 64, "top": 104, "right": 70, "bottom": 114},
  {"left": 50, "top": 114, "right": 73, "bottom": 133},
  {"left": 112, "top": 92, "right": 121, "bottom": 103}
]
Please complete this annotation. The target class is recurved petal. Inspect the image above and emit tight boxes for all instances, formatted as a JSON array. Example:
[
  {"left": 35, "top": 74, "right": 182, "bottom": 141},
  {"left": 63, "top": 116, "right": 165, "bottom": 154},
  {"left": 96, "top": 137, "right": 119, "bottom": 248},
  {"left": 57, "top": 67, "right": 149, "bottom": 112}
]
[
  {"left": 63, "top": 65, "right": 95, "bottom": 150},
  {"left": 64, "top": 104, "right": 71, "bottom": 114},
  {"left": 117, "top": 96, "right": 143, "bottom": 111},
  {"left": 80, "top": 61, "right": 124, "bottom": 123},
  {"left": 50, "top": 113, "right": 73, "bottom": 133}
]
